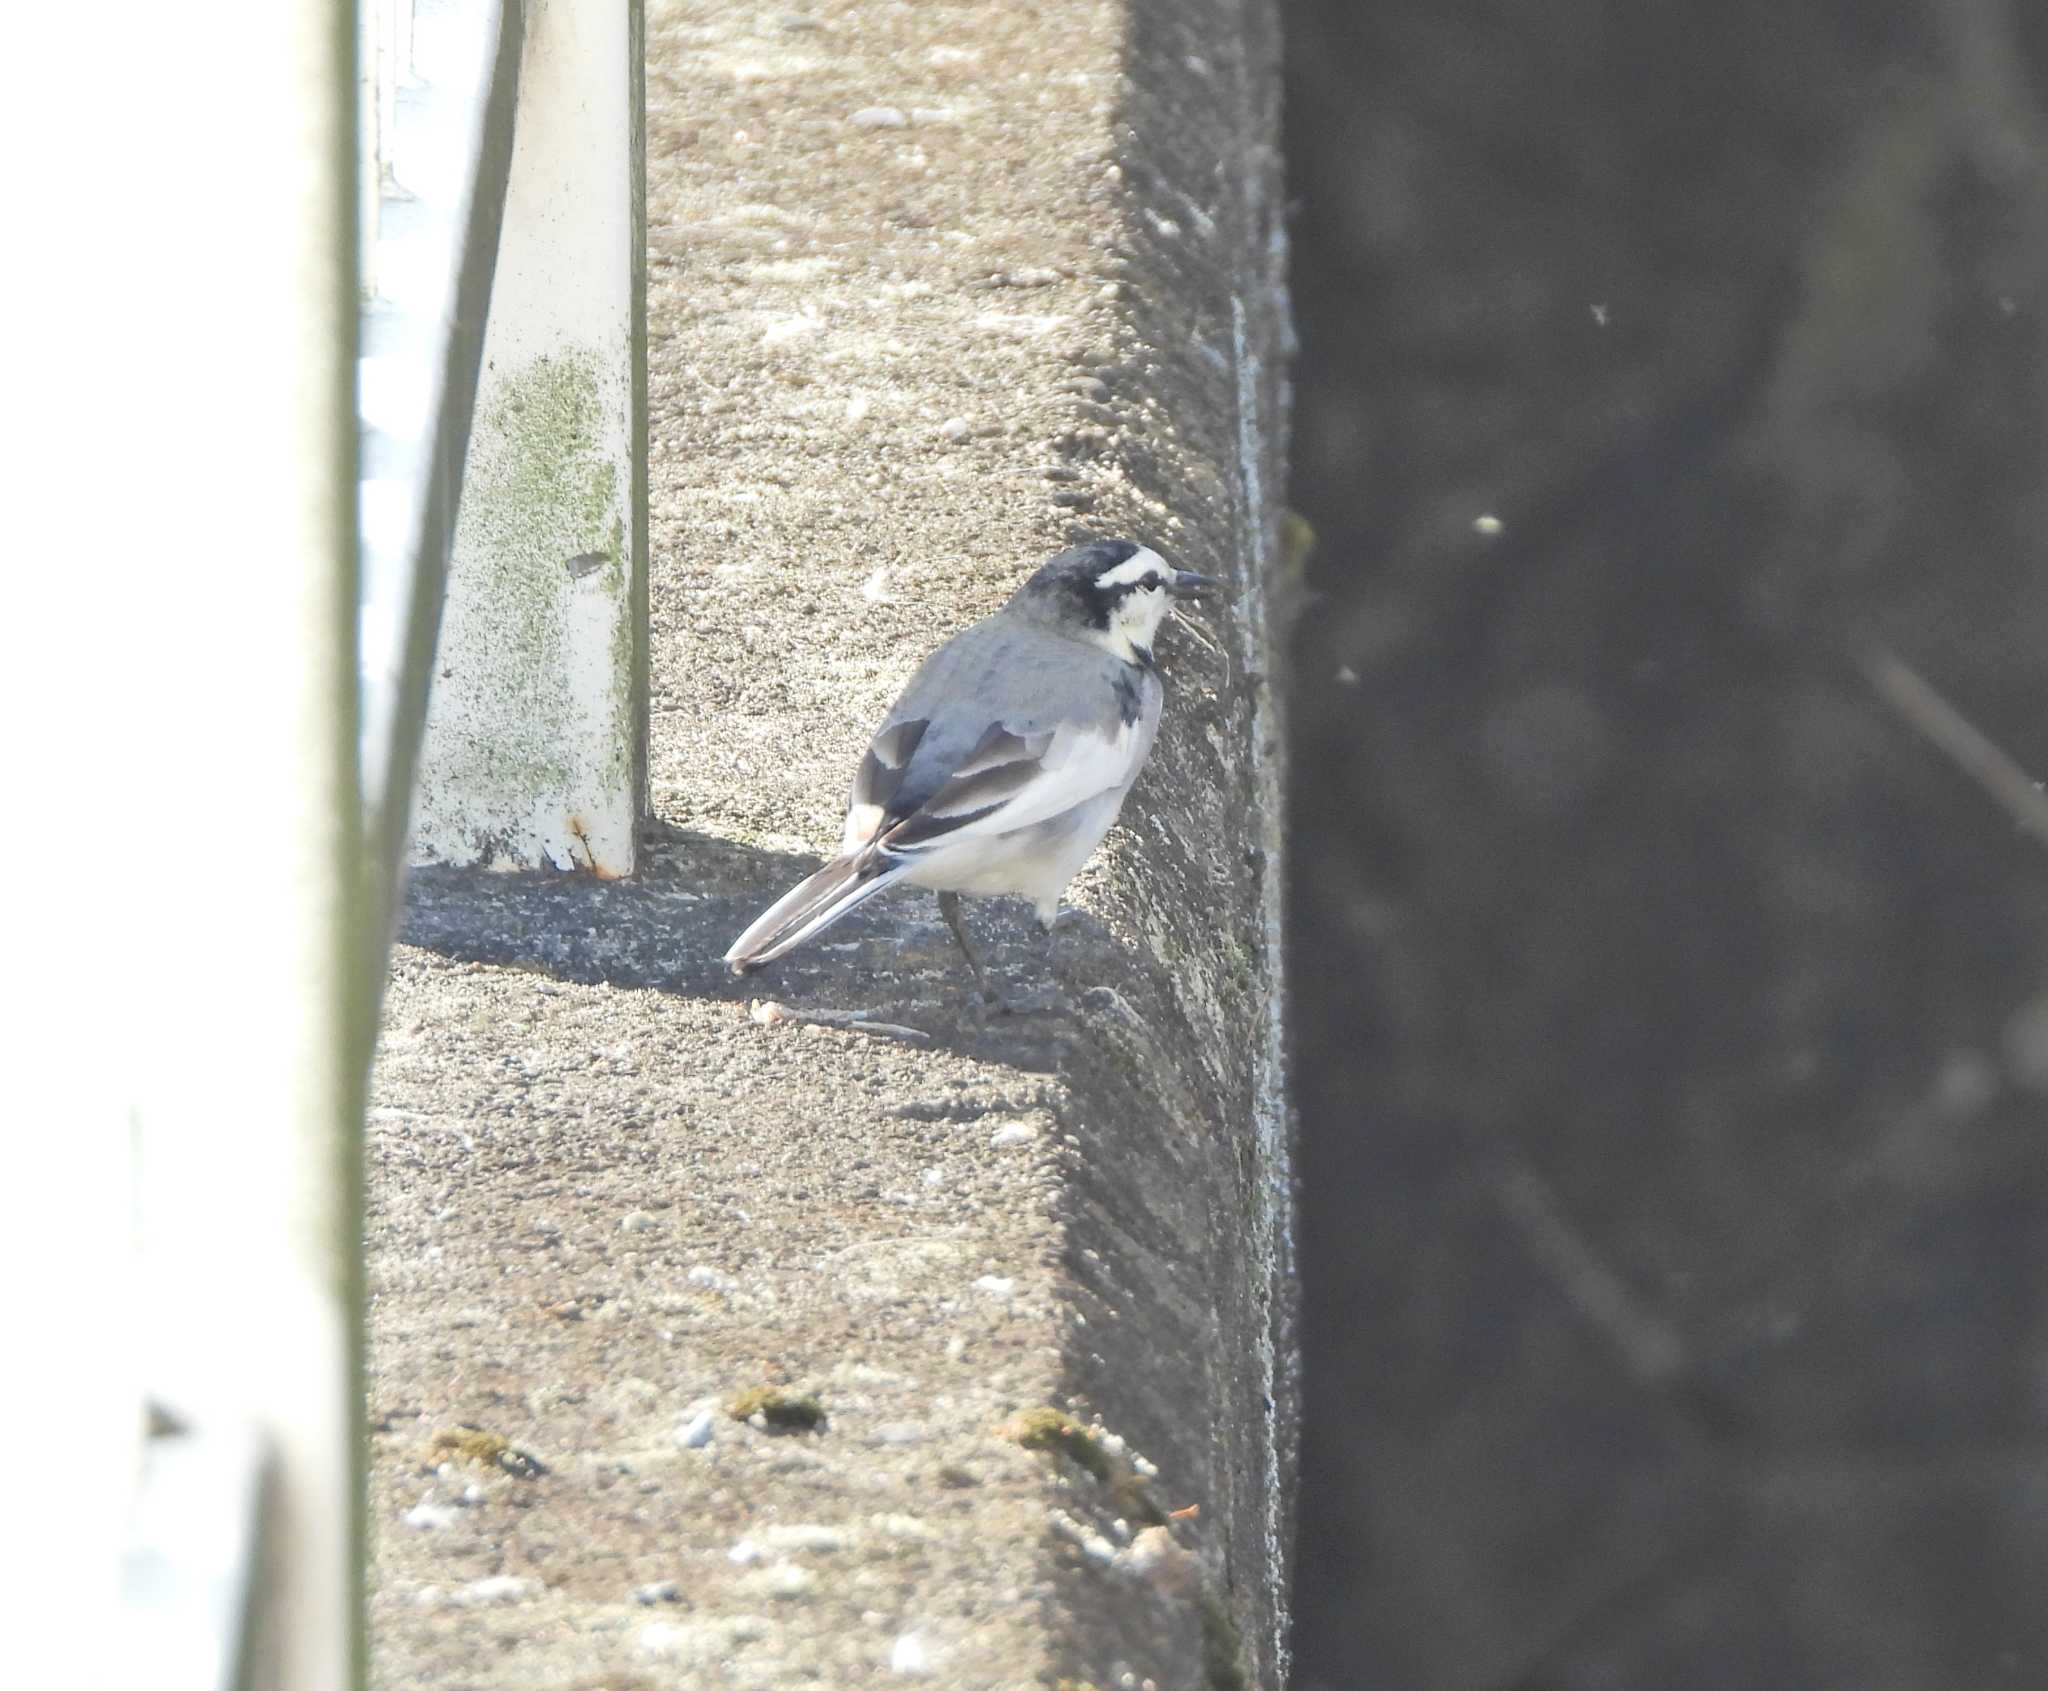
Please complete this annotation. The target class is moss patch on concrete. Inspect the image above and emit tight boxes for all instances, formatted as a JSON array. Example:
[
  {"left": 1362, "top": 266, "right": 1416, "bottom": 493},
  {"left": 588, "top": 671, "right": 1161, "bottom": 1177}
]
[
  {"left": 727, "top": 1386, "right": 828, "bottom": 1433},
  {"left": 999, "top": 1406, "right": 1165, "bottom": 1525},
  {"left": 424, "top": 1424, "right": 547, "bottom": 1480},
  {"left": 416, "top": 345, "right": 639, "bottom": 871},
  {"left": 1199, "top": 1589, "right": 1251, "bottom": 1691}
]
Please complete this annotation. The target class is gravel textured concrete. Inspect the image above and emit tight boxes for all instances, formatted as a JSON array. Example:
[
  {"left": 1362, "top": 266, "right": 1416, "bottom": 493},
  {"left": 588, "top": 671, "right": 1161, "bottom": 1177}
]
[{"left": 367, "top": 2, "right": 1292, "bottom": 1685}]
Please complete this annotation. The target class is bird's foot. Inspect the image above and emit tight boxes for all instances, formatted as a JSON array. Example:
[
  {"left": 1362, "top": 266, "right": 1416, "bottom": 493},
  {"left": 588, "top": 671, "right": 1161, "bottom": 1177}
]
[{"left": 938, "top": 891, "right": 1068, "bottom": 1016}]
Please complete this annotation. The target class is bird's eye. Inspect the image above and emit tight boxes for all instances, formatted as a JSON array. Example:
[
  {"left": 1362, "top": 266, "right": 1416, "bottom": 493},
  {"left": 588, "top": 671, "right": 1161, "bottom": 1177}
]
[{"left": 1143, "top": 573, "right": 1162, "bottom": 591}]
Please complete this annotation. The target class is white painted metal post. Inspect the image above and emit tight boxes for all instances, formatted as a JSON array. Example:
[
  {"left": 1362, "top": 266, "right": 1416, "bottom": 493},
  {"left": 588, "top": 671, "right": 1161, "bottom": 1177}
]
[
  {"left": 17, "top": 0, "right": 368, "bottom": 1684},
  {"left": 412, "top": 0, "right": 648, "bottom": 877},
  {"left": 120, "top": 3, "right": 367, "bottom": 1670}
]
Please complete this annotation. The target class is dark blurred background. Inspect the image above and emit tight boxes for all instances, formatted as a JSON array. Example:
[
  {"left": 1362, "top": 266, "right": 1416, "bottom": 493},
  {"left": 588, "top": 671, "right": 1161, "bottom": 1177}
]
[{"left": 1280, "top": 2, "right": 2048, "bottom": 1686}]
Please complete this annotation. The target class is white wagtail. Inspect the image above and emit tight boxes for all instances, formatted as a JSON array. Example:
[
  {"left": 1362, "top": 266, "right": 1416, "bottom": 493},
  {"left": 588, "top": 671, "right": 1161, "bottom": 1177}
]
[{"left": 723, "top": 538, "right": 1218, "bottom": 990}]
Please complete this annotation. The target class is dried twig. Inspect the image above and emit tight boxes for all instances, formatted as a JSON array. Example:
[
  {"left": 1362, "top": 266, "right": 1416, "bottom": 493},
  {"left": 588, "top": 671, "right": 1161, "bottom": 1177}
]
[
  {"left": 1858, "top": 642, "right": 2048, "bottom": 848},
  {"left": 749, "top": 999, "right": 931, "bottom": 1044}
]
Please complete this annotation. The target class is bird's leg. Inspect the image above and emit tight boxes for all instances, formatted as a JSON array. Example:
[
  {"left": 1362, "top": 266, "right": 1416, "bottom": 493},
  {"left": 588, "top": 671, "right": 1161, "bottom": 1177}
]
[
  {"left": 936, "top": 891, "right": 992, "bottom": 999},
  {"left": 1036, "top": 906, "right": 1060, "bottom": 977},
  {"left": 993, "top": 900, "right": 1066, "bottom": 1015}
]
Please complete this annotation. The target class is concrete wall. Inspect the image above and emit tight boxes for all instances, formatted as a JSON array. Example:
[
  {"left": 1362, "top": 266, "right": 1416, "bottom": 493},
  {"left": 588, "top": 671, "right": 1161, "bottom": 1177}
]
[{"left": 368, "top": 0, "right": 1294, "bottom": 1685}]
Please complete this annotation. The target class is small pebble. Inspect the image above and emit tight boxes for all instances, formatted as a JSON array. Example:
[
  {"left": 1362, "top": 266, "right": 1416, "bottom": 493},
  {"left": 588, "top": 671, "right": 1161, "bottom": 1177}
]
[
  {"left": 850, "top": 105, "right": 908, "bottom": 128},
  {"left": 729, "top": 1538, "right": 765, "bottom": 1566},
  {"left": 1473, "top": 513, "right": 1505, "bottom": 536},
  {"left": 620, "top": 1210, "right": 659, "bottom": 1232},
  {"left": 973, "top": 1275, "right": 1016, "bottom": 1298},
  {"left": 1051, "top": 1511, "right": 1118, "bottom": 1564},
  {"left": 937, "top": 416, "right": 971, "bottom": 442},
  {"left": 760, "top": 1523, "right": 845, "bottom": 1552},
  {"left": 1122, "top": 1525, "right": 1199, "bottom": 1595},
  {"left": 744, "top": 1563, "right": 817, "bottom": 1599},
  {"left": 450, "top": 1575, "right": 537, "bottom": 1606},
  {"left": 403, "top": 1500, "right": 460, "bottom": 1532},
  {"left": 988, "top": 1122, "right": 1037, "bottom": 1148},
  {"left": 634, "top": 1580, "right": 682, "bottom": 1605},
  {"left": 639, "top": 1622, "right": 688, "bottom": 1658},
  {"left": 891, "top": 1632, "right": 931, "bottom": 1675},
  {"left": 686, "top": 1264, "right": 734, "bottom": 1291},
  {"left": 676, "top": 1410, "right": 716, "bottom": 1450},
  {"left": 751, "top": 999, "right": 794, "bottom": 1025}
]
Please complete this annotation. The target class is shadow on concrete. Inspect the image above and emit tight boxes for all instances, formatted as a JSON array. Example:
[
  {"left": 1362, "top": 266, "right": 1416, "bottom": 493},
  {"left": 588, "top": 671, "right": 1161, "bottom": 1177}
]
[{"left": 395, "top": 819, "right": 1150, "bottom": 1072}]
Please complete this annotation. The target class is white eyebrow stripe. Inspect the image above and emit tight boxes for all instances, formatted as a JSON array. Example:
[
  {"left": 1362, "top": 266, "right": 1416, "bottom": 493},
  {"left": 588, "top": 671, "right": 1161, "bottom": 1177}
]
[{"left": 1095, "top": 546, "right": 1169, "bottom": 589}]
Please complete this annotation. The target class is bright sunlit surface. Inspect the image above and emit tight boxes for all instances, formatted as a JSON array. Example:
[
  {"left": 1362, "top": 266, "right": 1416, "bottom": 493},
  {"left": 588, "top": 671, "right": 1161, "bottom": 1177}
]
[{"left": 358, "top": 0, "right": 500, "bottom": 812}]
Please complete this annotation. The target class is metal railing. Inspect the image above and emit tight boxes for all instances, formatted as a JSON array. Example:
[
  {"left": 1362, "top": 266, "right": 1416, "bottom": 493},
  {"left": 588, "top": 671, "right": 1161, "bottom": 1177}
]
[
  {"left": 358, "top": 0, "right": 524, "bottom": 950},
  {"left": 113, "top": 2, "right": 636, "bottom": 1685}
]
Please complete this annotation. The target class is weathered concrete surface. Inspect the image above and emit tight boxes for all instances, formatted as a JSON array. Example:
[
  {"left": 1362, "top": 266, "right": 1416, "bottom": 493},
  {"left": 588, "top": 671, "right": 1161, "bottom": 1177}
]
[{"left": 368, "top": 1, "right": 1292, "bottom": 1687}]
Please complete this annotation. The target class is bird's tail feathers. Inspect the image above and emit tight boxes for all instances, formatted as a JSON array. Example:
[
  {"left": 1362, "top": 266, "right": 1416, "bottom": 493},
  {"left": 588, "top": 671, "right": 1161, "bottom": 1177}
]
[{"left": 723, "top": 850, "right": 907, "bottom": 973}]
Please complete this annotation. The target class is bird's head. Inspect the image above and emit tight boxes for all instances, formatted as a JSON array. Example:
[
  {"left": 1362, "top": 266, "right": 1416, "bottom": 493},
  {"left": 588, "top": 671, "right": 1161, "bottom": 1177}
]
[{"left": 1015, "top": 538, "right": 1220, "bottom": 666}]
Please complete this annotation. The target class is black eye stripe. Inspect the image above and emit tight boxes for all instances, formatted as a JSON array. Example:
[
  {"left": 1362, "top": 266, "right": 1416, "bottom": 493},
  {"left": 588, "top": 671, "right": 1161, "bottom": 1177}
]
[{"left": 1100, "top": 573, "right": 1162, "bottom": 599}]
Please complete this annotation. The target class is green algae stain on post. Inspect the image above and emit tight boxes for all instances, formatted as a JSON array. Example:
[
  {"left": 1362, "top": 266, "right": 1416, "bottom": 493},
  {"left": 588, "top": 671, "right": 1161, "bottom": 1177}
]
[{"left": 414, "top": 347, "right": 644, "bottom": 876}]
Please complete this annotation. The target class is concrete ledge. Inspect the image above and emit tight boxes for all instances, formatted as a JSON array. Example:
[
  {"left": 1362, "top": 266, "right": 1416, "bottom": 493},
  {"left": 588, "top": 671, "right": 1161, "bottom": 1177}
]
[{"left": 369, "top": 0, "right": 1294, "bottom": 1684}]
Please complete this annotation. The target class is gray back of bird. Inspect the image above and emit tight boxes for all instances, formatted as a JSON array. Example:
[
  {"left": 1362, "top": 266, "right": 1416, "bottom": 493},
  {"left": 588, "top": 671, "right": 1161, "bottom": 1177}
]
[{"left": 877, "top": 615, "right": 1162, "bottom": 820}]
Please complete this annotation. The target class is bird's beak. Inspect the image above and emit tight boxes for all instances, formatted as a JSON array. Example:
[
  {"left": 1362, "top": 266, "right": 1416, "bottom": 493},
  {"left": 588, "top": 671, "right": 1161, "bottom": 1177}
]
[{"left": 1167, "top": 569, "right": 1222, "bottom": 600}]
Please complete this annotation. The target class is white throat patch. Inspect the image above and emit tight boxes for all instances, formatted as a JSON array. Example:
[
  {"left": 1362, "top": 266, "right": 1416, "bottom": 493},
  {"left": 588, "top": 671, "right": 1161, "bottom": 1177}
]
[{"left": 1093, "top": 545, "right": 1172, "bottom": 664}]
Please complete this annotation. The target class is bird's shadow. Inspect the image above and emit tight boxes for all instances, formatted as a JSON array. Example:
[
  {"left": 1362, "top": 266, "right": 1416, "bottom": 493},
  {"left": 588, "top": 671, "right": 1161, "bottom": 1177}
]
[{"left": 392, "top": 818, "right": 1146, "bottom": 1067}]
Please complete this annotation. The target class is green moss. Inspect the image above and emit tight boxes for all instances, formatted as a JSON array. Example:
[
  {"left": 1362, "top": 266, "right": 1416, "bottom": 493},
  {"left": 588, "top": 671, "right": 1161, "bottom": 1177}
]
[
  {"left": 727, "top": 1386, "right": 827, "bottom": 1432},
  {"left": 1278, "top": 507, "right": 1318, "bottom": 578},
  {"left": 425, "top": 1424, "right": 547, "bottom": 1479},
  {"left": 1001, "top": 1406, "right": 1113, "bottom": 1483},
  {"left": 999, "top": 1407, "right": 1164, "bottom": 1525},
  {"left": 1109, "top": 1470, "right": 1168, "bottom": 1528},
  {"left": 1198, "top": 1590, "right": 1249, "bottom": 1691},
  {"left": 433, "top": 347, "right": 638, "bottom": 868}
]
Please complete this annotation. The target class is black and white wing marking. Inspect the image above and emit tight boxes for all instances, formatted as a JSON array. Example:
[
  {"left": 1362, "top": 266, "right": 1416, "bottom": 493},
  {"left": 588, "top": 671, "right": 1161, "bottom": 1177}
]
[
  {"left": 884, "top": 724, "right": 1055, "bottom": 847},
  {"left": 840, "top": 718, "right": 929, "bottom": 851},
  {"left": 864, "top": 716, "right": 1146, "bottom": 856}
]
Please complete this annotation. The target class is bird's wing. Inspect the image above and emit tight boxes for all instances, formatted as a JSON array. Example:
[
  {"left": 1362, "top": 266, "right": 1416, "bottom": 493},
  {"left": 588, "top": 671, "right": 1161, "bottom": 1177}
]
[
  {"left": 881, "top": 714, "right": 1144, "bottom": 851},
  {"left": 839, "top": 616, "right": 1159, "bottom": 854},
  {"left": 841, "top": 717, "right": 929, "bottom": 852}
]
